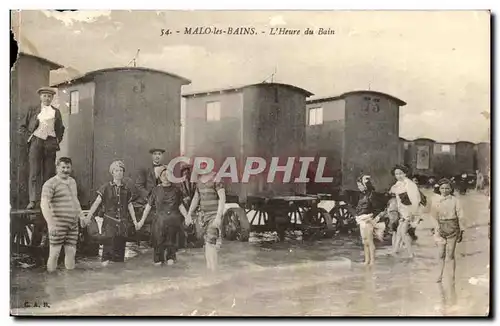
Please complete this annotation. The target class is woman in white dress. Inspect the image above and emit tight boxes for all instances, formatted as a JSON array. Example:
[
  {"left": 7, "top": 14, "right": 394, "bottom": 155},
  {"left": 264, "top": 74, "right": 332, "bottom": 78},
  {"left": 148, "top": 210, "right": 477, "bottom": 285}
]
[{"left": 389, "top": 165, "right": 421, "bottom": 258}]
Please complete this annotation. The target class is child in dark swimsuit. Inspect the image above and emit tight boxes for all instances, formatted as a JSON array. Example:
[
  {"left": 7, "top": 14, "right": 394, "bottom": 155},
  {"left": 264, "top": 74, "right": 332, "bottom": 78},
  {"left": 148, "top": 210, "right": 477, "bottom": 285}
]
[{"left": 355, "top": 175, "right": 385, "bottom": 265}]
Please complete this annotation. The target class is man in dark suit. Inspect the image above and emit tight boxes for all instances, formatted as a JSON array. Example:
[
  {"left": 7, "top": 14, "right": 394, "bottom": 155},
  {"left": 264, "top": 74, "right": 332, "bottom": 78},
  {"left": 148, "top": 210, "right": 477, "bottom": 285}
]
[
  {"left": 135, "top": 148, "right": 165, "bottom": 206},
  {"left": 133, "top": 148, "right": 165, "bottom": 240},
  {"left": 19, "top": 87, "right": 65, "bottom": 209}
]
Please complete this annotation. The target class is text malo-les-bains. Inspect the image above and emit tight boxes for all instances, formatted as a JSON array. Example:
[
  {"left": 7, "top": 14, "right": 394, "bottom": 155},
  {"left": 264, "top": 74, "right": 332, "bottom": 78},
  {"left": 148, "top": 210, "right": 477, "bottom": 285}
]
[{"left": 184, "top": 27, "right": 257, "bottom": 35}]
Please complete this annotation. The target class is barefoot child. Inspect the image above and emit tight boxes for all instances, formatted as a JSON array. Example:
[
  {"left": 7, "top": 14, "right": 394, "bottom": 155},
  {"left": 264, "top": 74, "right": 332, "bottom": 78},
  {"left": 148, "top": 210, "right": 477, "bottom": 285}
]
[
  {"left": 139, "top": 166, "right": 188, "bottom": 265},
  {"left": 355, "top": 175, "right": 385, "bottom": 265},
  {"left": 186, "top": 170, "right": 226, "bottom": 272},
  {"left": 431, "top": 178, "right": 465, "bottom": 283},
  {"left": 375, "top": 196, "right": 400, "bottom": 253}
]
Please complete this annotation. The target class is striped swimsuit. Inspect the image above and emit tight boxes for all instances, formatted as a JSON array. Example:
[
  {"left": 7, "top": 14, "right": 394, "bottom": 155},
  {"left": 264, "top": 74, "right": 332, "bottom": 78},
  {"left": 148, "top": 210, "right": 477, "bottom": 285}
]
[
  {"left": 41, "top": 176, "right": 81, "bottom": 247},
  {"left": 196, "top": 180, "right": 224, "bottom": 245}
]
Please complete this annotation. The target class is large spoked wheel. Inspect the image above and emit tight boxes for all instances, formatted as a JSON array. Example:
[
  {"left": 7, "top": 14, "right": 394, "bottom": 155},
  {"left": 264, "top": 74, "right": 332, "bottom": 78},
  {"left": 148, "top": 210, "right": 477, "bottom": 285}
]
[
  {"left": 11, "top": 212, "right": 46, "bottom": 251},
  {"left": 221, "top": 207, "right": 251, "bottom": 242},
  {"left": 12, "top": 217, "right": 34, "bottom": 248},
  {"left": 11, "top": 211, "right": 48, "bottom": 266},
  {"left": 330, "top": 204, "right": 356, "bottom": 234},
  {"left": 301, "top": 207, "right": 335, "bottom": 239}
]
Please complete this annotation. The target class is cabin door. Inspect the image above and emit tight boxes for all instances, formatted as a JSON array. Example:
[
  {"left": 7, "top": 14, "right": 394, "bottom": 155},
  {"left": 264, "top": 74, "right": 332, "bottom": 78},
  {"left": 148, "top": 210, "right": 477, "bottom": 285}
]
[{"left": 66, "top": 86, "right": 95, "bottom": 207}]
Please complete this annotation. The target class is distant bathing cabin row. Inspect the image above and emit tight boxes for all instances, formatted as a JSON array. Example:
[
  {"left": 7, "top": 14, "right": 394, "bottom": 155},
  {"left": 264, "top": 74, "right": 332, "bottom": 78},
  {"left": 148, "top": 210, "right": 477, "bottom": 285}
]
[{"left": 399, "top": 138, "right": 490, "bottom": 183}]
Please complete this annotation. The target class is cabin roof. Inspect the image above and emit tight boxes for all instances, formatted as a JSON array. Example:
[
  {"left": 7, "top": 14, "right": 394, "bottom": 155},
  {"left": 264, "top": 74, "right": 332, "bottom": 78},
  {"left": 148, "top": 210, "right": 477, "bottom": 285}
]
[
  {"left": 52, "top": 66, "right": 192, "bottom": 87},
  {"left": 402, "top": 138, "right": 487, "bottom": 145},
  {"left": 19, "top": 52, "right": 64, "bottom": 70},
  {"left": 182, "top": 82, "right": 314, "bottom": 98},
  {"left": 307, "top": 90, "right": 407, "bottom": 106},
  {"left": 453, "top": 141, "right": 476, "bottom": 146},
  {"left": 412, "top": 138, "right": 437, "bottom": 143}
]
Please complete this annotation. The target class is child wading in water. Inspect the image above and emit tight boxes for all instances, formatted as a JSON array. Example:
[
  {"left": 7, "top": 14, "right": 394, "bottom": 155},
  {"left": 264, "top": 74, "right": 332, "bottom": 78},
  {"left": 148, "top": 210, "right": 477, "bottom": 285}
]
[
  {"left": 85, "top": 160, "right": 138, "bottom": 266},
  {"left": 139, "top": 166, "right": 188, "bottom": 265},
  {"left": 375, "top": 196, "right": 400, "bottom": 253},
  {"left": 431, "top": 178, "right": 465, "bottom": 283},
  {"left": 355, "top": 175, "right": 385, "bottom": 265},
  {"left": 187, "top": 170, "right": 226, "bottom": 272}
]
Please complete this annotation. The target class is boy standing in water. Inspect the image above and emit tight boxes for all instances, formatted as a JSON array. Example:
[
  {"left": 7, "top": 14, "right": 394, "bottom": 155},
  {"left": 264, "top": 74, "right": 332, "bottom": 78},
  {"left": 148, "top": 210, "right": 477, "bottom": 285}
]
[
  {"left": 355, "top": 175, "right": 385, "bottom": 265},
  {"left": 187, "top": 169, "right": 226, "bottom": 271},
  {"left": 432, "top": 178, "right": 465, "bottom": 283}
]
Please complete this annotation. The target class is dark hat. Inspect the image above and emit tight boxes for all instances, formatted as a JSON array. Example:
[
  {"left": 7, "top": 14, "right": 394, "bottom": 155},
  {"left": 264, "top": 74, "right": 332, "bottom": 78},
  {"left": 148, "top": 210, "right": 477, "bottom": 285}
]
[
  {"left": 438, "top": 178, "right": 452, "bottom": 186},
  {"left": 149, "top": 148, "right": 166, "bottom": 154},
  {"left": 37, "top": 87, "right": 57, "bottom": 95}
]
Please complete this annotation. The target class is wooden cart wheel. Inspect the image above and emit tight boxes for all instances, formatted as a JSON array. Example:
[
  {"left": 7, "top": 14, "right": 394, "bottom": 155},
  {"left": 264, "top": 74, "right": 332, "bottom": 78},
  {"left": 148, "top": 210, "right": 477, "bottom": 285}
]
[
  {"left": 12, "top": 216, "right": 34, "bottom": 248},
  {"left": 301, "top": 207, "right": 334, "bottom": 239},
  {"left": 330, "top": 204, "right": 356, "bottom": 234},
  {"left": 247, "top": 207, "right": 269, "bottom": 225},
  {"left": 222, "top": 207, "right": 250, "bottom": 242}
]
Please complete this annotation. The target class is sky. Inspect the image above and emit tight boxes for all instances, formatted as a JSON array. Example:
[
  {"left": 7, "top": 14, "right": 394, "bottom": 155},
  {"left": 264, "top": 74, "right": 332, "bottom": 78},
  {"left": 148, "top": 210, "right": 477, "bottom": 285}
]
[{"left": 11, "top": 10, "right": 490, "bottom": 143}]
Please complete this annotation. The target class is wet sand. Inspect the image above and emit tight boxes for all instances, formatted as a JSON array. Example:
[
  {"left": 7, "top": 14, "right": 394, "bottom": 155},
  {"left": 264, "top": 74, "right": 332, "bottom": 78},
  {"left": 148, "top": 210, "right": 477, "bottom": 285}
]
[{"left": 11, "top": 190, "right": 490, "bottom": 316}]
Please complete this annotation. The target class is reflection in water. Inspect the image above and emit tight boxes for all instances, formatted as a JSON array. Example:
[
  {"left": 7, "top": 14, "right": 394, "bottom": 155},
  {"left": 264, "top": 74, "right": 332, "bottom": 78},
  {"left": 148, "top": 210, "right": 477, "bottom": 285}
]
[
  {"left": 438, "top": 280, "right": 457, "bottom": 316},
  {"left": 347, "top": 268, "right": 377, "bottom": 315}
]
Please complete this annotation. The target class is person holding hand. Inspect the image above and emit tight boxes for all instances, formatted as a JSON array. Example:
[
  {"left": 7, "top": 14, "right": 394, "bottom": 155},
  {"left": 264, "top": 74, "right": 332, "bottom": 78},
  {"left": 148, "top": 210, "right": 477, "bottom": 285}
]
[
  {"left": 84, "top": 160, "right": 138, "bottom": 266},
  {"left": 138, "top": 166, "right": 188, "bottom": 266},
  {"left": 186, "top": 170, "right": 226, "bottom": 272},
  {"left": 40, "top": 157, "right": 84, "bottom": 272}
]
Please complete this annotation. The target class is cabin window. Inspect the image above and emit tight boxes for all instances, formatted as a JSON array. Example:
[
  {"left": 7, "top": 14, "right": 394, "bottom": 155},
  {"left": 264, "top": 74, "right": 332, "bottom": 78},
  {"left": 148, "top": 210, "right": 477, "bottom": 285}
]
[
  {"left": 434, "top": 144, "right": 456, "bottom": 154},
  {"left": 69, "top": 91, "right": 79, "bottom": 114},
  {"left": 308, "top": 107, "right": 323, "bottom": 126},
  {"left": 206, "top": 101, "right": 221, "bottom": 121}
]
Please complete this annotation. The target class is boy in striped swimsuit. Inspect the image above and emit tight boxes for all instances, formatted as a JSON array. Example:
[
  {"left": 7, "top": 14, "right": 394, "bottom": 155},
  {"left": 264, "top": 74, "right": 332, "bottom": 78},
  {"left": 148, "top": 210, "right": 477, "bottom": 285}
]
[
  {"left": 187, "top": 171, "right": 226, "bottom": 271},
  {"left": 40, "top": 157, "right": 84, "bottom": 272}
]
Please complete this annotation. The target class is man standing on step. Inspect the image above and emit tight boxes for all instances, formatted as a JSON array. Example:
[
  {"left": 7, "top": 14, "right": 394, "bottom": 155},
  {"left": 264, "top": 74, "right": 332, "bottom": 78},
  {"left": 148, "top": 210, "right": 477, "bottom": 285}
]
[{"left": 20, "top": 87, "right": 65, "bottom": 210}]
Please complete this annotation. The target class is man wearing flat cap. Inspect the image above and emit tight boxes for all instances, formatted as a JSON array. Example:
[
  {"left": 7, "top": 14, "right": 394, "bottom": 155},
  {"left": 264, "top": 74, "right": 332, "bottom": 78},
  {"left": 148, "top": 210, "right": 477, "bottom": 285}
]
[
  {"left": 132, "top": 148, "right": 167, "bottom": 238},
  {"left": 19, "top": 87, "right": 65, "bottom": 209},
  {"left": 134, "top": 148, "right": 166, "bottom": 206}
]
